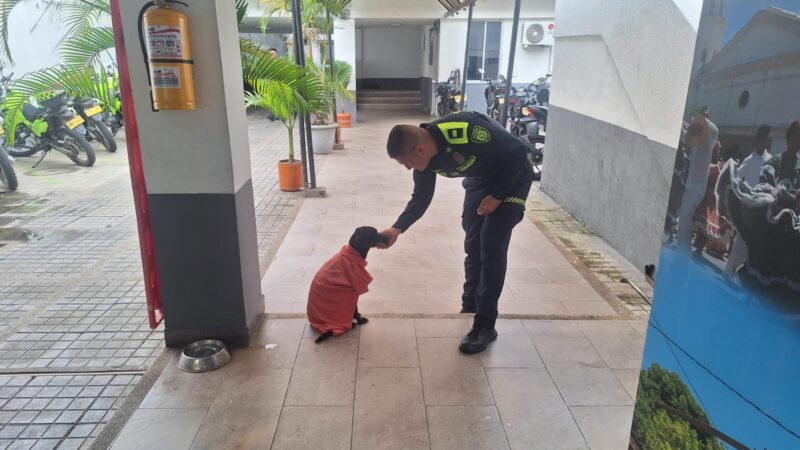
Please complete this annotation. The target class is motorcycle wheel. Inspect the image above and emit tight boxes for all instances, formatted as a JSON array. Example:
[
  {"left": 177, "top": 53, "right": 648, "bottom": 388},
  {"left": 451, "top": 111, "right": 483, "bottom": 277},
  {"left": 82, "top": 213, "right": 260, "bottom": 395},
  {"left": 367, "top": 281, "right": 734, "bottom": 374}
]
[
  {"left": 107, "top": 115, "right": 123, "bottom": 137},
  {"left": 437, "top": 102, "right": 447, "bottom": 118},
  {"left": 56, "top": 128, "right": 96, "bottom": 167},
  {"left": 528, "top": 136, "right": 545, "bottom": 179},
  {"left": 491, "top": 108, "right": 501, "bottom": 123},
  {"left": 0, "top": 146, "right": 18, "bottom": 191},
  {"left": 8, "top": 124, "right": 39, "bottom": 158},
  {"left": 90, "top": 118, "right": 117, "bottom": 152}
]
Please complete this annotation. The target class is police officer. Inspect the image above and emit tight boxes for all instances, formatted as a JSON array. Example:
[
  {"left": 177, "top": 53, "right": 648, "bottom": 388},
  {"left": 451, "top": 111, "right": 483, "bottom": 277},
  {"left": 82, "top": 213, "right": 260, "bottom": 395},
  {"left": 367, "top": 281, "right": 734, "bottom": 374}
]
[{"left": 379, "top": 111, "right": 534, "bottom": 354}]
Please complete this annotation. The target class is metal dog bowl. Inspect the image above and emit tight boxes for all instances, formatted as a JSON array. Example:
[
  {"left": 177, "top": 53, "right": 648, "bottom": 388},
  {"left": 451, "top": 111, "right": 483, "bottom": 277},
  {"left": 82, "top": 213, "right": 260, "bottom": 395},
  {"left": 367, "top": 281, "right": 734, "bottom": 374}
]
[{"left": 177, "top": 339, "right": 230, "bottom": 373}]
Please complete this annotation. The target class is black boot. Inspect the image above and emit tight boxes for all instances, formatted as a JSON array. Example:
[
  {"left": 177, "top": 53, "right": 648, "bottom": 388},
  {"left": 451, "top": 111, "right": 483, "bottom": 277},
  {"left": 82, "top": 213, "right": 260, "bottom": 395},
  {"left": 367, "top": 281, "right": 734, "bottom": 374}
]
[
  {"left": 459, "top": 319, "right": 497, "bottom": 354},
  {"left": 460, "top": 304, "right": 476, "bottom": 314}
]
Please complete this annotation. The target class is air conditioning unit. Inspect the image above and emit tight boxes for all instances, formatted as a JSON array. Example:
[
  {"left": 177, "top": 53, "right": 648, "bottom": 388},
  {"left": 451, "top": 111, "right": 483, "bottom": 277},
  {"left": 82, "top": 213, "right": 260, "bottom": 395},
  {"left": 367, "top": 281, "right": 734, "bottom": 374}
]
[{"left": 521, "top": 21, "right": 554, "bottom": 47}]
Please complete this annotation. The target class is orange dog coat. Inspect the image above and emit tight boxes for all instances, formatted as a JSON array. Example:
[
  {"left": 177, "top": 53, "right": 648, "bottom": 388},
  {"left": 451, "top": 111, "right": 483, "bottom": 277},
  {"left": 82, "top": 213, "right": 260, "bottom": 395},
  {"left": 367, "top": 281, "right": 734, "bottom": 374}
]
[{"left": 307, "top": 245, "right": 373, "bottom": 336}]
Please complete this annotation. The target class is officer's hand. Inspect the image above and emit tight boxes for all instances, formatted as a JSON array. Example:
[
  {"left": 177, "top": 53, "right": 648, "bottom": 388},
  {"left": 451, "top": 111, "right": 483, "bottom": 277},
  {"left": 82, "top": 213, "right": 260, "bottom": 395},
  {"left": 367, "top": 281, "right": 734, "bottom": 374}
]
[
  {"left": 377, "top": 227, "right": 401, "bottom": 249},
  {"left": 477, "top": 195, "right": 502, "bottom": 216}
]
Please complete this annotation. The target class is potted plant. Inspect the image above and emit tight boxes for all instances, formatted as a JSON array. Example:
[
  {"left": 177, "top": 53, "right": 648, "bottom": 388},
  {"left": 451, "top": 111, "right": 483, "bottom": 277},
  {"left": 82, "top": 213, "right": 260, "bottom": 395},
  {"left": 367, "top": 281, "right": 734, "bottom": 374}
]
[
  {"left": 307, "top": 61, "right": 337, "bottom": 154},
  {"left": 242, "top": 47, "right": 326, "bottom": 191},
  {"left": 331, "top": 60, "right": 354, "bottom": 132},
  {"left": 262, "top": 0, "right": 350, "bottom": 153}
]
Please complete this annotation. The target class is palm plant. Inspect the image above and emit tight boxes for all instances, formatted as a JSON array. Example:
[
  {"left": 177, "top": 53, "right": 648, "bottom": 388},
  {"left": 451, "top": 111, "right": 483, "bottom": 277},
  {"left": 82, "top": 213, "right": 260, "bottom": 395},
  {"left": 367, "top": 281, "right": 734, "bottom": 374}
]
[
  {"left": 243, "top": 54, "right": 326, "bottom": 161},
  {"left": 329, "top": 60, "right": 353, "bottom": 113},
  {"left": 260, "top": 0, "right": 349, "bottom": 124}
]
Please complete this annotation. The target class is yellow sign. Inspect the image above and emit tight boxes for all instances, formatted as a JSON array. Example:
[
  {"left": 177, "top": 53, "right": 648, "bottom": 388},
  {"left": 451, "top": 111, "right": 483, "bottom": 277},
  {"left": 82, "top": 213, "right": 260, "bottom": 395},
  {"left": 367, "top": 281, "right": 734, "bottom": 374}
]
[
  {"left": 84, "top": 105, "right": 103, "bottom": 117},
  {"left": 65, "top": 116, "right": 85, "bottom": 130}
]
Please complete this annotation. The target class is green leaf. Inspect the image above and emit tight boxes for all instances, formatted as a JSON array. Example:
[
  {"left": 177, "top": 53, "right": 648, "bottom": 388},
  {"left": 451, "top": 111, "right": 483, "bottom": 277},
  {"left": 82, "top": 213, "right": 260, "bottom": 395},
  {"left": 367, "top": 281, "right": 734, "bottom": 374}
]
[
  {"left": 236, "top": 0, "right": 249, "bottom": 26},
  {"left": 61, "top": 27, "right": 115, "bottom": 68},
  {"left": 54, "top": 0, "right": 111, "bottom": 41}
]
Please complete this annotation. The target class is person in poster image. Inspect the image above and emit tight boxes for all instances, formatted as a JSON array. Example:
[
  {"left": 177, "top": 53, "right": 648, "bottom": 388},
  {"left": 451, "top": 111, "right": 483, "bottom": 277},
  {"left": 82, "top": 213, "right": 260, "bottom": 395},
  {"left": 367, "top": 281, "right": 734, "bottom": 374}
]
[{"left": 677, "top": 115, "right": 720, "bottom": 251}]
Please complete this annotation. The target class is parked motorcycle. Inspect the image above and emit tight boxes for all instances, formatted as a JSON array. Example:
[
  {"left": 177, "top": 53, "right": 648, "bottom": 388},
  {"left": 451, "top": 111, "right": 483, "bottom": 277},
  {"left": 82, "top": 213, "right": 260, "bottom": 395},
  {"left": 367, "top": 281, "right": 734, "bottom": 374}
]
[
  {"left": 8, "top": 92, "right": 96, "bottom": 168},
  {"left": 529, "top": 73, "right": 551, "bottom": 106},
  {"left": 505, "top": 88, "right": 545, "bottom": 180},
  {"left": 436, "top": 69, "right": 464, "bottom": 117},
  {"left": 484, "top": 74, "right": 508, "bottom": 124},
  {"left": 0, "top": 116, "right": 17, "bottom": 191},
  {"left": 102, "top": 65, "right": 124, "bottom": 137},
  {"left": 72, "top": 96, "right": 117, "bottom": 152}
]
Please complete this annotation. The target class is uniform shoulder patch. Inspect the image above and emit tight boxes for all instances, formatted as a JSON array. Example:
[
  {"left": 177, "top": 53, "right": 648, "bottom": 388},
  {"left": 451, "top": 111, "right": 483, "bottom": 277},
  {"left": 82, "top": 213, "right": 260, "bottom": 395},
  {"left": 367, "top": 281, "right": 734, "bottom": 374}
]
[
  {"left": 437, "top": 122, "right": 469, "bottom": 145},
  {"left": 471, "top": 126, "right": 491, "bottom": 143}
]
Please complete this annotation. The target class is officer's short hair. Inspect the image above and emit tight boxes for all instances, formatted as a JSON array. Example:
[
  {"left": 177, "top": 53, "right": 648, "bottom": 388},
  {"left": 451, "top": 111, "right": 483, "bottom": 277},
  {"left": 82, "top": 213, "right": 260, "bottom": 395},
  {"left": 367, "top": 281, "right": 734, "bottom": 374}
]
[{"left": 387, "top": 125, "right": 419, "bottom": 159}]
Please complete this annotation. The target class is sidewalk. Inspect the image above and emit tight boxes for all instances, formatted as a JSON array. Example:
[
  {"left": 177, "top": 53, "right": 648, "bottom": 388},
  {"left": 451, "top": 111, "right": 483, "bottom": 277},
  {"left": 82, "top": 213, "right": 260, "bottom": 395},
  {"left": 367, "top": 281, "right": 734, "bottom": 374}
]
[
  {"left": 264, "top": 111, "right": 622, "bottom": 318},
  {"left": 111, "top": 318, "right": 644, "bottom": 450},
  {"left": 107, "top": 111, "right": 646, "bottom": 449},
  {"left": 0, "top": 115, "right": 300, "bottom": 449}
]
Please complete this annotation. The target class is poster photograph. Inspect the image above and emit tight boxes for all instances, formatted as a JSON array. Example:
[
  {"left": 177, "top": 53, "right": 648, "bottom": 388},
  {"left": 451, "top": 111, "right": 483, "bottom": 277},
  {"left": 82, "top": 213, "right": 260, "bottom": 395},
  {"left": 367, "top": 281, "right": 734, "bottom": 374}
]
[{"left": 631, "top": 1, "right": 800, "bottom": 448}]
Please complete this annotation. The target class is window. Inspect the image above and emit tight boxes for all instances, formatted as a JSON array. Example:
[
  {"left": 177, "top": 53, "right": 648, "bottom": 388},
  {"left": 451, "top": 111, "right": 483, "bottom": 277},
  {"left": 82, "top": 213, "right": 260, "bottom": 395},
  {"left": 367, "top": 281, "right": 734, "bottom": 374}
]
[
  {"left": 467, "top": 21, "right": 502, "bottom": 81},
  {"left": 738, "top": 90, "right": 750, "bottom": 108}
]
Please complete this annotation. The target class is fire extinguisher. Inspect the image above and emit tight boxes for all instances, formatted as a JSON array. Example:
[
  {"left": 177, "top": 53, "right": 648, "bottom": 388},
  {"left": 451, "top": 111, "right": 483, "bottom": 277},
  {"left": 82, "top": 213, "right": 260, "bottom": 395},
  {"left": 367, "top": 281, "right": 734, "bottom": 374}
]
[{"left": 137, "top": 0, "right": 195, "bottom": 111}]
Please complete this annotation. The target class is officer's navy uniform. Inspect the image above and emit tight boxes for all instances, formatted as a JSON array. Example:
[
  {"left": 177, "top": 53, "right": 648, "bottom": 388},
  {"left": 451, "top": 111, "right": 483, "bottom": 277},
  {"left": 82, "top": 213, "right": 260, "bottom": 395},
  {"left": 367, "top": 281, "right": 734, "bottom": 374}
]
[{"left": 392, "top": 112, "right": 534, "bottom": 329}]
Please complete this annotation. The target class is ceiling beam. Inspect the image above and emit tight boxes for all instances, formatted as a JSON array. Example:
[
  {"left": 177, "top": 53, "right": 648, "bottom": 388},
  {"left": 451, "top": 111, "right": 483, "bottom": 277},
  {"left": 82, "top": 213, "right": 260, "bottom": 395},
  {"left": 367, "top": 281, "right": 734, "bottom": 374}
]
[{"left": 442, "top": 0, "right": 479, "bottom": 18}]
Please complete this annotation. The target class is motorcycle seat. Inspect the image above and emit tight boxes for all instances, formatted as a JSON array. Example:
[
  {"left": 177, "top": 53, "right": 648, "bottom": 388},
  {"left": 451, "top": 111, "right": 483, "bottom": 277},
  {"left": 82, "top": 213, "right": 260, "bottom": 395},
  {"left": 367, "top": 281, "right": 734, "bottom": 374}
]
[{"left": 22, "top": 103, "right": 46, "bottom": 122}]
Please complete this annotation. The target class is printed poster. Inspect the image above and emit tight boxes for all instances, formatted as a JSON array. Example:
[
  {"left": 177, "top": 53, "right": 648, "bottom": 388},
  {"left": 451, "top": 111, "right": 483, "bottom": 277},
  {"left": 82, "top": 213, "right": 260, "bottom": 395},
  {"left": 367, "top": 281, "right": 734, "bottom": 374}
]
[{"left": 630, "top": 1, "right": 800, "bottom": 448}]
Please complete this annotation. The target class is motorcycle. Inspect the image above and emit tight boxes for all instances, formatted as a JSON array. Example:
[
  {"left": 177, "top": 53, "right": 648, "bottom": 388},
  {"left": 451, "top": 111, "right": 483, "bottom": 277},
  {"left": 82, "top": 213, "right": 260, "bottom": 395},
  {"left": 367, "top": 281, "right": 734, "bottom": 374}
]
[
  {"left": 436, "top": 69, "right": 464, "bottom": 118},
  {"left": 0, "top": 116, "right": 17, "bottom": 191},
  {"left": 506, "top": 88, "right": 545, "bottom": 180},
  {"left": 8, "top": 92, "right": 96, "bottom": 168},
  {"left": 529, "top": 73, "right": 551, "bottom": 106},
  {"left": 484, "top": 74, "right": 508, "bottom": 124},
  {"left": 72, "top": 96, "right": 117, "bottom": 152},
  {"left": 102, "top": 65, "right": 124, "bottom": 137}
]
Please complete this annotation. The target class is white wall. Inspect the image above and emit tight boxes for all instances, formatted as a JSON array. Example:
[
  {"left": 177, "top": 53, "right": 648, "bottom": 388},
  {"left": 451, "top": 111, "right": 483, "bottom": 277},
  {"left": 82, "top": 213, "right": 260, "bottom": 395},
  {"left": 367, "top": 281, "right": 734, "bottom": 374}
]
[
  {"left": 359, "top": 26, "right": 422, "bottom": 78},
  {"left": 349, "top": 0, "right": 555, "bottom": 20},
  {"left": 541, "top": 0, "right": 703, "bottom": 270},
  {"left": 118, "top": 0, "right": 252, "bottom": 195},
  {"left": 333, "top": 19, "right": 357, "bottom": 89},
  {"left": 421, "top": 24, "right": 435, "bottom": 79},
  {"left": 6, "top": 0, "right": 116, "bottom": 75},
  {"left": 355, "top": 28, "right": 363, "bottom": 80}
]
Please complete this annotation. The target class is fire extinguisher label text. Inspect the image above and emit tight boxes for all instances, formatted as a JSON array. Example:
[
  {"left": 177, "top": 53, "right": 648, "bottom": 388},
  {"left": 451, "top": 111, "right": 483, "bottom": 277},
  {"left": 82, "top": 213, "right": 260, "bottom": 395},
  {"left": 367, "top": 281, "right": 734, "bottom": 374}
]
[
  {"left": 152, "top": 67, "right": 181, "bottom": 89},
  {"left": 147, "top": 26, "right": 184, "bottom": 58}
]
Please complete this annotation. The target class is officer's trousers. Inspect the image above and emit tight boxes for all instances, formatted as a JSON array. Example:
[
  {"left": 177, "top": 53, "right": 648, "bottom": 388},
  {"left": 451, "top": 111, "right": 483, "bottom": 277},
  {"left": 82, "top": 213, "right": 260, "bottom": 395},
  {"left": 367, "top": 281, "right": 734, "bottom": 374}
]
[{"left": 461, "top": 178, "right": 529, "bottom": 328}]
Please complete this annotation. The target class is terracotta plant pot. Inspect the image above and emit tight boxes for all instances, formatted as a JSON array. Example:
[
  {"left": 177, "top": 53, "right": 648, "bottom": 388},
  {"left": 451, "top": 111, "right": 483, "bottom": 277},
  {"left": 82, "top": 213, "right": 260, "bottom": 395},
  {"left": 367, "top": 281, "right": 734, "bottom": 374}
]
[
  {"left": 337, "top": 112, "right": 351, "bottom": 128},
  {"left": 278, "top": 159, "right": 303, "bottom": 192}
]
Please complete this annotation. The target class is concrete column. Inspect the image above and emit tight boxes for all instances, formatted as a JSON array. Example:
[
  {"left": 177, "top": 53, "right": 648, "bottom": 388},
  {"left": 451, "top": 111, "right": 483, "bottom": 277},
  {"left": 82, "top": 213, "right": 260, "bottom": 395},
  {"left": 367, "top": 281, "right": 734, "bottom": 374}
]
[{"left": 117, "top": 0, "right": 262, "bottom": 347}]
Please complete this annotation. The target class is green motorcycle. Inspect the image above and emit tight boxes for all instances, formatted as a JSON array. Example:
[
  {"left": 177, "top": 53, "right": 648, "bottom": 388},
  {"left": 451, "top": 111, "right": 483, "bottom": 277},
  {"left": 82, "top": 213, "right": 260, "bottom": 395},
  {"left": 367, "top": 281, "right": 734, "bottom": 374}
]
[
  {"left": 8, "top": 92, "right": 95, "bottom": 168},
  {"left": 0, "top": 116, "right": 18, "bottom": 191}
]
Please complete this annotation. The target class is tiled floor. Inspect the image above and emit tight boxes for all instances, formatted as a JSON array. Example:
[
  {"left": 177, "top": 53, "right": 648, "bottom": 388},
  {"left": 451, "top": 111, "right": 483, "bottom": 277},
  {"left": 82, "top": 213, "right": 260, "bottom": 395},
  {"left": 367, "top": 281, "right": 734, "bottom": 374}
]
[
  {"left": 262, "top": 111, "right": 618, "bottom": 318},
  {"left": 110, "top": 111, "right": 646, "bottom": 449},
  {"left": 110, "top": 318, "right": 644, "bottom": 449},
  {"left": 0, "top": 116, "right": 302, "bottom": 448}
]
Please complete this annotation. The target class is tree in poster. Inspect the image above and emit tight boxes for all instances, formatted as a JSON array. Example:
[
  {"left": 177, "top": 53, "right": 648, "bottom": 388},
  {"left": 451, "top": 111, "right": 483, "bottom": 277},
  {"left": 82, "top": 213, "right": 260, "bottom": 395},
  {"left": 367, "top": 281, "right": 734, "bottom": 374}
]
[{"left": 632, "top": 364, "right": 724, "bottom": 450}]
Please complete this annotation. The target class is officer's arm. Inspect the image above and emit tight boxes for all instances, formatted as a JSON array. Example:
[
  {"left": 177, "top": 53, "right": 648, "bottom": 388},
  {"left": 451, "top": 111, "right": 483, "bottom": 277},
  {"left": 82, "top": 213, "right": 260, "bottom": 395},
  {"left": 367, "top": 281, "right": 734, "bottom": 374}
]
[
  {"left": 392, "top": 170, "right": 436, "bottom": 232},
  {"left": 488, "top": 131, "right": 529, "bottom": 200}
]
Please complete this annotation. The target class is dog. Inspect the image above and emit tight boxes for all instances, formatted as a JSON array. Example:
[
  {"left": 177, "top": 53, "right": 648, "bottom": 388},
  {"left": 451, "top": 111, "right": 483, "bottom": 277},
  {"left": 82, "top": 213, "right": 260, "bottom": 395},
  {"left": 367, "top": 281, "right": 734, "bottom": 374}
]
[{"left": 306, "top": 226, "right": 389, "bottom": 343}]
